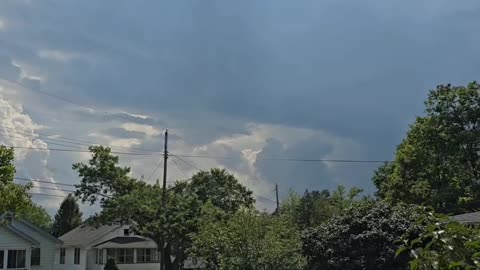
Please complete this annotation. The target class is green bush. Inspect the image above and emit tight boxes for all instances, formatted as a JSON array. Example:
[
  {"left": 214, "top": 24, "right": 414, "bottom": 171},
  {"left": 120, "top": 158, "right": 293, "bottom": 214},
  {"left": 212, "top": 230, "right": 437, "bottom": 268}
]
[{"left": 104, "top": 258, "right": 119, "bottom": 270}]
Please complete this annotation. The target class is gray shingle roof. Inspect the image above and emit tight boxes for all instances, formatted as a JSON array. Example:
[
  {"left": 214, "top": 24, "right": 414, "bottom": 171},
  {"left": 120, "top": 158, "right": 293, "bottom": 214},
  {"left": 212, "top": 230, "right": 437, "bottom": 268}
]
[
  {"left": 452, "top": 211, "right": 480, "bottom": 225},
  {"left": 59, "top": 224, "right": 120, "bottom": 247}
]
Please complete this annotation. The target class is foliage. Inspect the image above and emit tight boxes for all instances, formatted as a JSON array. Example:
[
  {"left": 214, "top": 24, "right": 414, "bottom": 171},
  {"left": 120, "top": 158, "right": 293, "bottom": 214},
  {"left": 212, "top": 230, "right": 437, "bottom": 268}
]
[
  {"left": 19, "top": 204, "right": 52, "bottom": 231},
  {"left": 176, "top": 168, "right": 254, "bottom": 214},
  {"left": 52, "top": 194, "right": 83, "bottom": 237},
  {"left": 74, "top": 146, "right": 201, "bottom": 270},
  {"left": 0, "top": 146, "right": 32, "bottom": 214},
  {"left": 302, "top": 200, "right": 423, "bottom": 270},
  {"left": 397, "top": 212, "right": 480, "bottom": 270},
  {"left": 192, "top": 206, "right": 306, "bottom": 270},
  {"left": 295, "top": 186, "right": 364, "bottom": 229},
  {"left": 104, "top": 258, "right": 119, "bottom": 270},
  {"left": 73, "top": 146, "right": 138, "bottom": 205},
  {"left": 374, "top": 82, "right": 480, "bottom": 213}
]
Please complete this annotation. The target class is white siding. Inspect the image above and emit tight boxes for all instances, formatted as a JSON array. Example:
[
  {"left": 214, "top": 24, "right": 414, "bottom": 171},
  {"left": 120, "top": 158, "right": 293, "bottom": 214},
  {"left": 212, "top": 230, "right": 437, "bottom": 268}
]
[
  {"left": 54, "top": 248, "right": 87, "bottom": 270},
  {"left": 11, "top": 221, "right": 60, "bottom": 270},
  {"left": 0, "top": 226, "right": 32, "bottom": 248}
]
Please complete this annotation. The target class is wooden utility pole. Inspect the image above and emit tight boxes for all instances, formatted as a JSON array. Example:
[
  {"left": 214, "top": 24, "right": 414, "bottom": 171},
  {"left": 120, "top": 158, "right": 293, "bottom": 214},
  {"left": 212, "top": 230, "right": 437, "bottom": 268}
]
[
  {"left": 162, "top": 130, "right": 168, "bottom": 198},
  {"left": 275, "top": 184, "right": 280, "bottom": 212},
  {"left": 160, "top": 130, "right": 168, "bottom": 270}
]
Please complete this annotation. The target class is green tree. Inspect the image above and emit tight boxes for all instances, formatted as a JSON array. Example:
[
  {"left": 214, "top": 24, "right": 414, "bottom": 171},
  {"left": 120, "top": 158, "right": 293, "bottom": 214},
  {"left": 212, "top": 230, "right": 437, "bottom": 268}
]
[
  {"left": 104, "top": 258, "right": 119, "bottom": 270},
  {"left": 0, "top": 146, "right": 32, "bottom": 213},
  {"left": 74, "top": 146, "right": 201, "bottom": 270},
  {"left": 397, "top": 212, "right": 480, "bottom": 270},
  {"left": 52, "top": 194, "right": 83, "bottom": 237},
  {"left": 20, "top": 204, "right": 52, "bottom": 231},
  {"left": 192, "top": 207, "right": 306, "bottom": 270},
  {"left": 302, "top": 200, "right": 423, "bottom": 270},
  {"left": 374, "top": 82, "right": 480, "bottom": 213},
  {"left": 295, "top": 186, "right": 364, "bottom": 229},
  {"left": 176, "top": 168, "right": 254, "bottom": 214}
]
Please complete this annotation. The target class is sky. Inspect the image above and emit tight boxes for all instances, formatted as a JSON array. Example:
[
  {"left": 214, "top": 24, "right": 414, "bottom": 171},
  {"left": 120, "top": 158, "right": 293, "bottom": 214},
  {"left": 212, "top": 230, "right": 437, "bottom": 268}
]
[{"left": 0, "top": 0, "right": 479, "bottom": 217}]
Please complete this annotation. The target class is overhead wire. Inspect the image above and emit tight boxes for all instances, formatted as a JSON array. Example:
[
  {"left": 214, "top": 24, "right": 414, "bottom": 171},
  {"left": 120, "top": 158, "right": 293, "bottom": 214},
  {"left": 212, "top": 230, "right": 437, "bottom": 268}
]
[{"left": 171, "top": 153, "right": 390, "bottom": 164}]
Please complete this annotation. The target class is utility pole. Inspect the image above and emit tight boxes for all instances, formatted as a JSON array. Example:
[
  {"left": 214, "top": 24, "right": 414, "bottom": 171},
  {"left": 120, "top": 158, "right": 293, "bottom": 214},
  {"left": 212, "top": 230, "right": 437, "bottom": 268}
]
[
  {"left": 275, "top": 184, "right": 280, "bottom": 212},
  {"left": 160, "top": 130, "right": 168, "bottom": 270},
  {"left": 162, "top": 130, "right": 168, "bottom": 198}
]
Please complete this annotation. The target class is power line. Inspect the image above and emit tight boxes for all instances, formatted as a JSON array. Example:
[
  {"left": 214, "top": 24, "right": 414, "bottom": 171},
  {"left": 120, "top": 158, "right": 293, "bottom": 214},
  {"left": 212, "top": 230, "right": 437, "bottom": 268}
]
[
  {"left": 170, "top": 157, "right": 191, "bottom": 180},
  {"left": 1, "top": 145, "right": 161, "bottom": 156},
  {"left": 0, "top": 125, "right": 163, "bottom": 153},
  {"left": 28, "top": 192, "right": 69, "bottom": 198},
  {"left": 29, "top": 185, "right": 75, "bottom": 193},
  {"left": 147, "top": 157, "right": 164, "bottom": 182},
  {"left": 171, "top": 153, "right": 390, "bottom": 164},
  {"left": 15, "top": 177, "right": 77, "bottom": 187},
  {"left": 169, "top": 154, "right": 202, "bottom": 171}
]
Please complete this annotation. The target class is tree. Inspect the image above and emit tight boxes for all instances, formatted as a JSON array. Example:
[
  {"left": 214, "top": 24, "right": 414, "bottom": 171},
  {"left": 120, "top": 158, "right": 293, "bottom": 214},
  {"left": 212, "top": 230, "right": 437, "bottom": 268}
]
[
  {"left": 0, "top": 146, "right": 52, "bottom": 229},
  {"left": 192, "top": 206, "right": 306, "bottom": 270},
  {"left": 20, "top": 204, "right": 52, "bottom": 231},
  {"left": 295, "top": 186, "right": 364, "bottom": 229},
  {"left": 0, "top": 146, "right": 32, "bottom": 213},
  {"left": 397, "top": 211, "right": 480, "bottom": 270},
  {"left": 52, "top": 194, "right": 83, "bottom": 237},
  {"left": 302, "top": 200, "right": 423, "bottom": 270},
  {"left": 176, "top": 168, "right": 254, "bottom": 214},
  {"left": 104, "top": 258, "right": 119, "bottom": 270},
  {"left": 374, "top": 82, "right": 480, "bottom": 213},
  {"left": 74, "top": 146, "right": 201, "bottom": 270}
]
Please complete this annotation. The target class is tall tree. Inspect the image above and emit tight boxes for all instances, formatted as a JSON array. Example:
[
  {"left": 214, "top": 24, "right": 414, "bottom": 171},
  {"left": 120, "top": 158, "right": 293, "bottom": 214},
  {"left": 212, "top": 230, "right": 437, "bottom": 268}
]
[
  {"left": 374, "top": 82, "right": 480, "bottom": 213},
  {"left": 74, "top": 146, "right": 201, "bottom": 270},
  {"left": 0, "top": 146, "right": 31, "bottom": 213},
  {"left": 176, "top": 168, "right": 254, "bottom": 214},
  {"left": 52, "top": 194, "right": 83, "bottom": 237},
  {"left": 0, "top": 145, "right": 53, "bottom": 229}
]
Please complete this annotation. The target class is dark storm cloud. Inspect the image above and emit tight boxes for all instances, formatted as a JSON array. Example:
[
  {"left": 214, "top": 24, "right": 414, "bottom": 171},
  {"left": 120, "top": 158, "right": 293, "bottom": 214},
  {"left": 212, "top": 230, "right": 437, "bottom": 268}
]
[{"left": 1, "top": 0, "right": 479, "bottom": 193}]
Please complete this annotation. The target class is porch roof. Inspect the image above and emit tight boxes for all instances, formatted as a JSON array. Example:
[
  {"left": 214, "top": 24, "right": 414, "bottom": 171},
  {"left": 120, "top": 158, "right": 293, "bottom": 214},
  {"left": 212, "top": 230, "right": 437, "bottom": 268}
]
[{"left": 93, "top": 236, "right": 158, "bottom": 248}]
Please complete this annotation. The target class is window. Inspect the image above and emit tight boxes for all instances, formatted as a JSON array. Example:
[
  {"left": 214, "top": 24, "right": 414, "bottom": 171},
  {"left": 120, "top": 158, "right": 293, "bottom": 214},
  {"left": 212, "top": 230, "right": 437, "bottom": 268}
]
[
  {"left": 7, "top": 250, "right": 26, "bottom": 269},
  {"left": 107, "top": 249, "right": 115, "bottom": 260},
  {"left": 74, "top": 248, "right": 80, "bottom": 265},
  {"left": 31, "top": 248, "right": 41, "bottom": 266},
  {"left": 107, "top": 249, "right": 134, "bottom": 264},
  {"left": 137, "top": 248, "right": 158, "bottom": 263},
  {"left": 0, "top": 250, "right": 4, "bottom": 269},
  {"left": 115, "top": 248, "right": 134, "bottom": 264},
  {"left": 96, "top": 249, "right": 104, "bottom": 264},
  {"left": 60, "top": 248, "right": 66, "bottom": 264},
  {"left": 123, "top": 228, "right": 130, "bottom": 236}
]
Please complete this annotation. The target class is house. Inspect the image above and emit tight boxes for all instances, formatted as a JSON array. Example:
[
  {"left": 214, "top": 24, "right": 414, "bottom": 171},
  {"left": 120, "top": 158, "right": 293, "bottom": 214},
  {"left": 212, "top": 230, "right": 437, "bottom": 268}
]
[
  {"left": 452, "top": 211, "right": 480, "bottom": 225},
  {"left": 0, "top": 212, "right": 63, "bottom": 270},
  {"left": 56, "top": 224, "right": 205, "bottom": 270}
]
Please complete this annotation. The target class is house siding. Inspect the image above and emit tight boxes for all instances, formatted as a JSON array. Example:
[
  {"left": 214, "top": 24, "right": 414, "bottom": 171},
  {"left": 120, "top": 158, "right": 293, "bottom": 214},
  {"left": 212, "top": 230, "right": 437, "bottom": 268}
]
[
  {"left": 0, "top": 226, "right": 32, "bottom": 248},
  {"left": 11, "top": 221, "right": 60, "bottom": 270}
]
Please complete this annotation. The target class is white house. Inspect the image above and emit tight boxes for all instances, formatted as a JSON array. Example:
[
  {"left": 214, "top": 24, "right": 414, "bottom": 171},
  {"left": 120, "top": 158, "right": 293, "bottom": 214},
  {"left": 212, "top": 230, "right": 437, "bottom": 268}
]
[
  {"left": 0, "top": 212, "right": 63, "bottom": 270},
  {"left": 56, "top": 224, "right": 204, "bottom": 270}
]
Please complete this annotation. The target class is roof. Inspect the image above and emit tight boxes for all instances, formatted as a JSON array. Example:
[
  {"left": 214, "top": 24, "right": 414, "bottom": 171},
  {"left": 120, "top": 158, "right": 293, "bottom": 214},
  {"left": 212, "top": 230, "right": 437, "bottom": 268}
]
[
  {"left": 17, "top": 219, "right": 63, "bottom": 244},
  {"left": 452, "top": 211, "right": 480, "bottom": 225},
  {"left": 59, "top": 224, "right": 120, "bottom": 247},
  {"left": 4, "top": 224, "right": 40, "bottom": 245},
  {"left": 1, "top": 212, "right": 62, "bottom": 245},
  {"left": 93, "top": 236, "right": 147, "bottom": 247}
]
